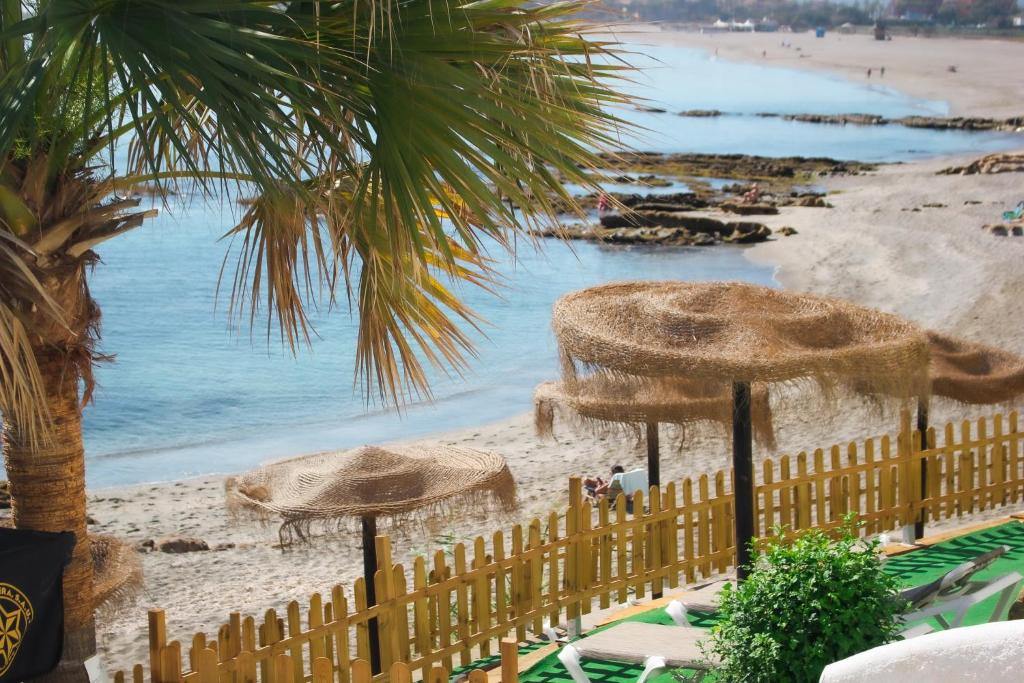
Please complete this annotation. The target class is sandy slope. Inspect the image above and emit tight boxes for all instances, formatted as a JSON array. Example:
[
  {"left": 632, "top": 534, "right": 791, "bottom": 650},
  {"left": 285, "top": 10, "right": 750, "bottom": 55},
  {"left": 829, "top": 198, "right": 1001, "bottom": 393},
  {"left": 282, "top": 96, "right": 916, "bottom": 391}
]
[
  {"left": 87, "top": 30, "right": 1024, "bottom": 673},
  {"left": 613, "top": 24, "right": 1024, "bottom": 119}
]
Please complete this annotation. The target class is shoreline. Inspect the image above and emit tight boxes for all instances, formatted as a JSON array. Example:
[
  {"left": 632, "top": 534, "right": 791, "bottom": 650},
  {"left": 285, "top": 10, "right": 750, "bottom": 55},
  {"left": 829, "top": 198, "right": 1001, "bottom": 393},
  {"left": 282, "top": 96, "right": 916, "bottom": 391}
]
[
  {"left": 612, "top": 23, "right": 1024, "bottom": 119},
  {"left": 50, "top": 31, "right": 1024, "bottom": 672}
]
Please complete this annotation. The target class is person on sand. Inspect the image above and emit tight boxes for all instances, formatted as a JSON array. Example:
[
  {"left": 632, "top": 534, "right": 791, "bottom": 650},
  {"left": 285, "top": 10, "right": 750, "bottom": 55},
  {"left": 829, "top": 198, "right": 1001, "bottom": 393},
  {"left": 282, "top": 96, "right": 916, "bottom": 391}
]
[
  {"left": 867, "top": 68, "right": 872, "bottom": 78},
  {"left": 740, "top": 183, "right": 762, "bottom": 204},
  {"left": 880, "top": 66, "right": 886, "bottom": 77},
  {"left": 597, "top": 192, "right": 610, "bottom": 215},
  {"left": 584, "top": 464, "right": 624, "bottom": 499}
]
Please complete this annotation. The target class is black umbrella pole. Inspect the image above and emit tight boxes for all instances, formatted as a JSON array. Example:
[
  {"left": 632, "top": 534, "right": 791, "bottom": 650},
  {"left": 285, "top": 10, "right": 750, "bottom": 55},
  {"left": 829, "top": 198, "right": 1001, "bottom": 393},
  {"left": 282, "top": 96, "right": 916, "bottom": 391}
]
[
  {"left": 646, "top": 421, "right": 661, "bottom": 488},
  {"left": 362, "top": 514, "right": 382, "bottom": 674},
  {"left": 732, "top": 382, "right": 755, "bottom": 581},
  {"left": 915, "top": 400, "right": 928, "bottom": 540}
]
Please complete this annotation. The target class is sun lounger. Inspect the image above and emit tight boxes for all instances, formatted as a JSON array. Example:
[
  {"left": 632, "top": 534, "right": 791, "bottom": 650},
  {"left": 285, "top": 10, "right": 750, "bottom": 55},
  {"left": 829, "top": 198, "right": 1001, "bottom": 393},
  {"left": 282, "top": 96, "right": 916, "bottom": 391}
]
[
  {"left": 898, "top": 545, "right": 1008, "bottom": 609},
  {"left": 899, "top": 570, "right": 1023, "bottom": 630},
  {"left": 557, "top": 621, "right": 718, "bottom": 683}
]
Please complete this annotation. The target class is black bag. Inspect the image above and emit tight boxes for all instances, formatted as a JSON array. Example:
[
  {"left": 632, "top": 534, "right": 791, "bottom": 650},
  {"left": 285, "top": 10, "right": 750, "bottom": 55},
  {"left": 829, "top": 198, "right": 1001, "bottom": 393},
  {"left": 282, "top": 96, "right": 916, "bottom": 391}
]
[{"left": 0, "top": 527, "right": 76, "bottom": 682}]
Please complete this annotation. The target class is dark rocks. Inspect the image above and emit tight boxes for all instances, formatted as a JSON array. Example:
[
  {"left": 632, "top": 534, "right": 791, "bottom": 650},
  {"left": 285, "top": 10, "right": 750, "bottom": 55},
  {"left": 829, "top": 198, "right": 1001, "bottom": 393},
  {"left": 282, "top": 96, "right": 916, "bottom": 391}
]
[
  {"left": 778, "top": 226, "right": 799, "bottom": 236},
  {"left": 137, "top": 539, "right": 156, "bottom": 553},
  {"left": 678, "top": 109, "right": 722, "bottom": 117},
  {"left": 939, "top": 153, "right": 1024, "bottom": 176},
  {"left": 719, "top": 203, "right": 779, "bottom": 216},
  {"left": 765, "top": 112, "right": 1024, "bottom": 133},
  {"left": 615, "top": 192, "right": 710, "bottom": 211},
  {"left": 784, "top": 113, "right": 886, "bottom": 126},
  {"left": 634, "top": 106, "right": 667, "bottom": 113},
  {"left": 156, "top": 536, "right": 209, "bottom": 553},
  {"left": 984, "top": 224, "right": 1009, "bottom": 236},
  {"left": 894, "top": 115, "right": 1021, "bottom": 132},
  {"left": 794, "top": 196, "right": 833, "bottom": 208},
  {"left": 596, "top": 152, "right": 875, "bottom": 180},
  {"left": 0, "top": 481, "right": 9, "bottom": 510},
  {"left": 596, "top": 213, "right": 771, "bottom": 245},
  {"left": 213, "top": 542, "right": 236, "bottom": 552}
]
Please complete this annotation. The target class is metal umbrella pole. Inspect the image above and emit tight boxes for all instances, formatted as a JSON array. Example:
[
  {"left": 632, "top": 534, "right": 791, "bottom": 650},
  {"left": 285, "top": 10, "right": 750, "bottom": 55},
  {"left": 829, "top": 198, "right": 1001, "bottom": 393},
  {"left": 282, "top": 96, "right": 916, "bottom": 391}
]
[
  {"left": 646, "top": 421, "right": 661, "bottom": 487},
  {"left": 732, "top": 381, "right": 755, "bottom": 581},
  {"left": 361, "top": 514, "right": 382, "bottom": 674}
]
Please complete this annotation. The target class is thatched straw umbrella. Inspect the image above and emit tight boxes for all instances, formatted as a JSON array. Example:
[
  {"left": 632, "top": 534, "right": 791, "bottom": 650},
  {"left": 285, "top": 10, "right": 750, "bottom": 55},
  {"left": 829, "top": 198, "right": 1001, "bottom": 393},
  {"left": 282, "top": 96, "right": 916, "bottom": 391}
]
[
  {"left": 552, "top": 281, "right": 930, "bottom": 578},
  {"left": 906, "top": 331, "right": 1024, "bottom": 536},
  {"left": 534, "top": 376, "right": 776, "bottom": 486},
  {"left": 227, "top": 445, "right": 515, "bottom": 672}
]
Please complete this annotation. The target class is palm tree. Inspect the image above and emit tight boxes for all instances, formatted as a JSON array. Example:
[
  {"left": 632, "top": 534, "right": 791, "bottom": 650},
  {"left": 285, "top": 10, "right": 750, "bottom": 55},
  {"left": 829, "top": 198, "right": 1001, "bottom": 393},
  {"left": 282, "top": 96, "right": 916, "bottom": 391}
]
[{"left": 0, "top": 1, "right": 627, "bottom": 679}]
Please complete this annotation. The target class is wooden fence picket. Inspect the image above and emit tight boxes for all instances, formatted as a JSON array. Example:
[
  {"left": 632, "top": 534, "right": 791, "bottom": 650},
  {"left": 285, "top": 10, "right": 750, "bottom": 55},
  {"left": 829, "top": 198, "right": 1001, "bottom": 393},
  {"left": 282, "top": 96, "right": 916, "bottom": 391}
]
[{"left": 116, "top": 411, "right": 1024, "bottom": 683}]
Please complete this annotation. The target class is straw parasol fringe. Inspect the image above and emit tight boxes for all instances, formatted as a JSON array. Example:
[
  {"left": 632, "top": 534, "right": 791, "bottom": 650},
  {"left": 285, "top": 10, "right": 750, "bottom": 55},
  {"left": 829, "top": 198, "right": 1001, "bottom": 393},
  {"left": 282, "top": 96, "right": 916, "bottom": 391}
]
[
  {"left": 227, "top": 445, "right": 517, "bottom": 545},
  {"left": 927, "top": 331, "right": 1024, "bottom": 406},
  {"left": 553, "top": 281, "right": 931, "bottom": 402},
  {"left": 534, "top": 378, "right": 777, "bottom": 450},
  {"left": 0, "top": 519, "right": 141, "bottom": 611},
  {"left": 90, "top": 533, "right": 144, "bottom": 613}
]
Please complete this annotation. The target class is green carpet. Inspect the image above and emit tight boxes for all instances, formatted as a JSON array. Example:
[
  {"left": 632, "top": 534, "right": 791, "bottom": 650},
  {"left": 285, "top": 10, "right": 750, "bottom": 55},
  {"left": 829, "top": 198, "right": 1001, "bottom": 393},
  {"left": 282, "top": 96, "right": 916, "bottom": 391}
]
[{"left": 516, "top": 520, "right": 1024, "bottom": 683}]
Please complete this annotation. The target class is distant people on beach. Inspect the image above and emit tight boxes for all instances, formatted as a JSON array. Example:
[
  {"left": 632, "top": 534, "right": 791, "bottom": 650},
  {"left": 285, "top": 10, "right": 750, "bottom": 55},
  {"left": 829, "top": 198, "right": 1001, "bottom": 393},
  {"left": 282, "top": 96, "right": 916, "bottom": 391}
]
[
  {"left": 597, "top": 192, "right": 610, "bottom": 214},
  {"left": 880, "top": 66, "right": 886, "bottom": 77},
  {"left": 584, "top": 464, "right": 624, "bottom": 499},
  {"left": 867, "top": 68, "right": 872, "bottom": 78}
]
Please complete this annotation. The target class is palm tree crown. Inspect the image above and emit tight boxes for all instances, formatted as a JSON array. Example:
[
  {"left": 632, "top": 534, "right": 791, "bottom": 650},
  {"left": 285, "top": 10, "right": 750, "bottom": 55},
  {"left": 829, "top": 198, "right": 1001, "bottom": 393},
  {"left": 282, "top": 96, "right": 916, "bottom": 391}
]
[{"left": 0, "top": 1, "right": 628, "bottom": 678}]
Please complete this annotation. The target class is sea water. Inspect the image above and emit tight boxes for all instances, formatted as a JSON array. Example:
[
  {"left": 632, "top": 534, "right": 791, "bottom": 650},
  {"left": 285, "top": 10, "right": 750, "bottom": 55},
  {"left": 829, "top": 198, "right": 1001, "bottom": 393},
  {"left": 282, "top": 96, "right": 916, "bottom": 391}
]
[{"left": 13, "top": 45, "right": 1019, "bottom": 487}]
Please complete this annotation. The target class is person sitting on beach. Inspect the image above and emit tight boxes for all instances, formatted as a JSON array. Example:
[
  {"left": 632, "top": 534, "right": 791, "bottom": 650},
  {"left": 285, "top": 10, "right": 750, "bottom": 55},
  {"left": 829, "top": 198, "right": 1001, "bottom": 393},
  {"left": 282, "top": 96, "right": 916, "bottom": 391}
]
[
  {"left": 584, "top": 464, "right": 625, "bottom": 499},
  {"left": 740, "top": 184, "right": 762, "bottom": 204}
]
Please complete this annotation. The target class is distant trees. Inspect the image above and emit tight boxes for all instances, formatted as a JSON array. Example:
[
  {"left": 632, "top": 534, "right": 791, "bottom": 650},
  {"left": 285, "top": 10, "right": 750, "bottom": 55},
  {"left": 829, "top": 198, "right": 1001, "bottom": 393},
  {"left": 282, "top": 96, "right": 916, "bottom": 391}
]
[
  {"left": 936, "top": 0, "right": 1018, "bottom": 25},
  {"left": 628, "top": 0, "right": 874, "bottom": 29},
  {"left": 626, "top": 0, "right": 1018, "bottom": 27}
]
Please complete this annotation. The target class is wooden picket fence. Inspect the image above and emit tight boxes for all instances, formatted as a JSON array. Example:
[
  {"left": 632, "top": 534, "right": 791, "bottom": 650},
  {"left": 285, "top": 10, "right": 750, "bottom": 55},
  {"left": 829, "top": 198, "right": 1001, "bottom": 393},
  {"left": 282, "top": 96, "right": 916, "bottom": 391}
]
[
  {"left": 115, "top": 639, "right": 521, "bottom": 683},
  {"left": 116, "top": 410, "right": 1024, "bottom": 683}
]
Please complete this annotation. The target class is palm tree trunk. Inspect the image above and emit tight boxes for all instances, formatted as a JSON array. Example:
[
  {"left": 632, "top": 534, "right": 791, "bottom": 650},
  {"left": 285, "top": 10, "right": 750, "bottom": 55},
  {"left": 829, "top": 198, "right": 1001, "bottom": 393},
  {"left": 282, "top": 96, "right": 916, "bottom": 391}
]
[{"left": 3, "top": 348, "right": 94, "bottom": 682}]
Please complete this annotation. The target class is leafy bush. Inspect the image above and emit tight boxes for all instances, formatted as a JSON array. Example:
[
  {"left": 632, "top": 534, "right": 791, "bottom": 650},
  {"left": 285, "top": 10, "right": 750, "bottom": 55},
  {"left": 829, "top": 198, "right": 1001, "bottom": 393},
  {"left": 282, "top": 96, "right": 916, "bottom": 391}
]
[{"left": 706, "top": 519, "right": 906, "bottom": 682}]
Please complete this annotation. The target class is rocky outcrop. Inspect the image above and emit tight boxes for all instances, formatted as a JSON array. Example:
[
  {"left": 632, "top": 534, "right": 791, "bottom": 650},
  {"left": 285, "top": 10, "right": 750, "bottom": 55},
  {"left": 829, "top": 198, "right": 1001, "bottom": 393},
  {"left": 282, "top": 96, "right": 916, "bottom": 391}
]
[
  {"left": 793, "top": 196, "right": 833, "bottom": 208},
  {"left": 0, "top": 481, "right": 9, "bottom": 509},
  {"left": 678, "top": 109, "right": 723, "bottom": 117},
  {"left": 156, "top": 536, "right": 210, "bottom": 553},
  {"left": 784, "top": 113, "right": 886, "bottom": 126},
  {"left": 596, "top": 152, "right": 875, "bottom": 179},
  {"left": 719, "top": 203, "right": 780, "bottom": 215},
  {"left": 982, "top": 224, "right": 1023, "bottom": 237},
  {"left": 778, "top": 226, "right": 799, "bottom": 236},
  {"left": 597, "top": 212, "right": 771, "bottom": 244},
  {"left": 939, "top": 153, "right": 1024, "bottom": 176},
  {"left": 616, "top": 192, "right": 710, "bottom": 210},
  {"left": 895, "top": 115, "right": 1024, "bottom": 131},
  {"left": 763, "top": 112, "right": 1024, "bottom": 132}
]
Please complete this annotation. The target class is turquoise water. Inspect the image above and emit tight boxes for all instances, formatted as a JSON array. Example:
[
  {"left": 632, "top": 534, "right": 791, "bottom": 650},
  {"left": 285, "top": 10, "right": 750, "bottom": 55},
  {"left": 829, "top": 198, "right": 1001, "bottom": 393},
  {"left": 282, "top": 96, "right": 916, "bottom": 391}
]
[
  {"left": 17, "top": 44, "right": 1020, "bottom": 487},
  {"left": 613, "top": 46, "right": 1022, "bottom": 160}
]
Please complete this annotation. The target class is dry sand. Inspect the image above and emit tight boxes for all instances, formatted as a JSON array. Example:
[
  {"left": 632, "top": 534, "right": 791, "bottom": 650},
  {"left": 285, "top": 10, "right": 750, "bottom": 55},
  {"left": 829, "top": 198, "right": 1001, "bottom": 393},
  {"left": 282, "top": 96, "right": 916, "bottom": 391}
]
[
  {"left": 615, "top": 24, "right": 1024, "bottom": 119},
  {"left": 92, "top": 29, "right": 1024, "bottom": 673}
]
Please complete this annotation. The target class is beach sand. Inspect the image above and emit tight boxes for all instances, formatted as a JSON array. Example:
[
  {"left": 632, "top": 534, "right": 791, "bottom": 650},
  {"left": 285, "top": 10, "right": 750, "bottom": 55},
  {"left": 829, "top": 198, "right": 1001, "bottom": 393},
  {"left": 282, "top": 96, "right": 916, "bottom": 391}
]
[{"left": 91, "top": 29, "right": 1024, "bottom": 672}]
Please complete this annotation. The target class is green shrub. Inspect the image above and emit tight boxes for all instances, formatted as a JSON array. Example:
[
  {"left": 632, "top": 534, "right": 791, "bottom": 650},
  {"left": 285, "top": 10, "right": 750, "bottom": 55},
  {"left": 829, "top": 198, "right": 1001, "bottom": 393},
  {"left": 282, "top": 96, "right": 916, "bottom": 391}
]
[{"left": 706, "top": 519, "right": 906, "bottom": 682}]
